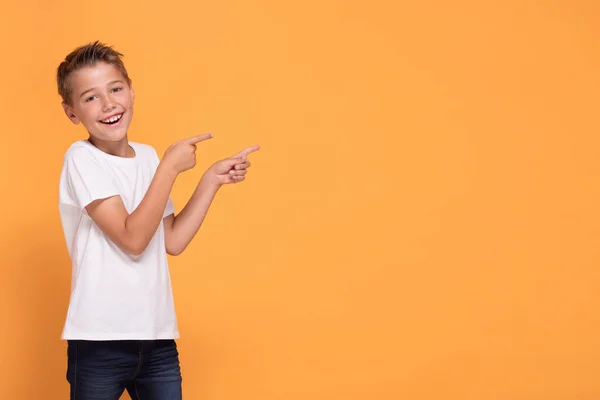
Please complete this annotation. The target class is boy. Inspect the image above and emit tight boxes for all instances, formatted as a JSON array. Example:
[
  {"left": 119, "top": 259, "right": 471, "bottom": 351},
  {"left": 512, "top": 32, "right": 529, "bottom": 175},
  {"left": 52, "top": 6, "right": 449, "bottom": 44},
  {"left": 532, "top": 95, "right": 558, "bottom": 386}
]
[{"left": 56, "top": 41, "right": 259, "bottom": 399}]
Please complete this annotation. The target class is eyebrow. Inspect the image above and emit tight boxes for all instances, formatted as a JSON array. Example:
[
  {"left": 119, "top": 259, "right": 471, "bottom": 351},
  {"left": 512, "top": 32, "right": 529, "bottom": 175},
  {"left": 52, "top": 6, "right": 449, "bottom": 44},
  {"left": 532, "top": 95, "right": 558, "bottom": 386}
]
[{"left": 79, "top": 80, "right": 125, "bottom": 99}]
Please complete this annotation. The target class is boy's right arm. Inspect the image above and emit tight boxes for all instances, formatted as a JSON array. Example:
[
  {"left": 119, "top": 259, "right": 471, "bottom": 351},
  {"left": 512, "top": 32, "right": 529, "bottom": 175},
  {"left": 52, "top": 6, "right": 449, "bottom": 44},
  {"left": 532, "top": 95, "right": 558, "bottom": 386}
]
[{"left": 85, "top": 134, "right": 213, "bottom": 256}]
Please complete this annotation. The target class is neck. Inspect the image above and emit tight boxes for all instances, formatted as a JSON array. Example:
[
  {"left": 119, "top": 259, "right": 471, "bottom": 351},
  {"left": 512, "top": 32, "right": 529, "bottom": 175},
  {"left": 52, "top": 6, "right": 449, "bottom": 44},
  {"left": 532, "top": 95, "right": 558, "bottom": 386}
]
[{"left": 88, "top": 136, "right": 134, "bottom": 158}]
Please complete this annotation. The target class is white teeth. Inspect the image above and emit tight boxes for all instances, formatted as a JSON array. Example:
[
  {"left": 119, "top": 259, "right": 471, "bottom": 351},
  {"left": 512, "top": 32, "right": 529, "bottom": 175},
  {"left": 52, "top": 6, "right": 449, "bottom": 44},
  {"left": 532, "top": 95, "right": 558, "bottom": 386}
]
[{"left": 102, "top": 114, "right": 122, "bottom": 123}]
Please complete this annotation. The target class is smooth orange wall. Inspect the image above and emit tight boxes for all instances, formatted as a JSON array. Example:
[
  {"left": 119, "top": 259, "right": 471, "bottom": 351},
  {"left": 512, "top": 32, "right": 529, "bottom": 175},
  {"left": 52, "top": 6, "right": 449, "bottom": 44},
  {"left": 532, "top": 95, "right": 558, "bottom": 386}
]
[{"left": 1, "top": 1, "right": 599, "bottom": 399}]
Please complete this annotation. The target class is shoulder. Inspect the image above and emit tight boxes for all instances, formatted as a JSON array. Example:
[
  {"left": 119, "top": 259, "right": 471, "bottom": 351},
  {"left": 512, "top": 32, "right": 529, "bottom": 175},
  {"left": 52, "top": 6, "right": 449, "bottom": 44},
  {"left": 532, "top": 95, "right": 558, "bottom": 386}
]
[
  {"left": 130, "top": 141, "right": 160, "bottom": 160},
  {"left": 62, "top": 140, "right": 100, "bottom": 163},
  {"left": 130, "top": 141, "right": 157, "bottom": 154}
]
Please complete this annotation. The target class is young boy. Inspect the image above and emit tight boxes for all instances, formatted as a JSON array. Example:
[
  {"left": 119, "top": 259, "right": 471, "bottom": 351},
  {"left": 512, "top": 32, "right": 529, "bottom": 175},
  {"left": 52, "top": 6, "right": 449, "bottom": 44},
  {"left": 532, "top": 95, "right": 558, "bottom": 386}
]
[{"left": 56, "top": 41, "right": 259, "bottom": 399}]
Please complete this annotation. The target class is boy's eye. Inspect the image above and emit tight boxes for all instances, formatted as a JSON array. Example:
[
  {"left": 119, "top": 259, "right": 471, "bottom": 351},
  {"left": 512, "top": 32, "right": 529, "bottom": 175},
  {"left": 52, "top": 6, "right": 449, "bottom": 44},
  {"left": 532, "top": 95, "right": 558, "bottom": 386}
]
[
  {"left": 85, "top": 95, "right": 97, "bottom": 102},
  {"left": 111, "top": 87, "right": 122, "bottom": 93}
]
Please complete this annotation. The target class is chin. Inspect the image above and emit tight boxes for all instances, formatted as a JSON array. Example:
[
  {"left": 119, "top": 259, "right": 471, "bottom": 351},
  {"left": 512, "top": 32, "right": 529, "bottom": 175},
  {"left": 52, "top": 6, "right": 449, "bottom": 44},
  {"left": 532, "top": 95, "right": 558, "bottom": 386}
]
[
  {"left": 88, "top": 128, "right": 129, "bottom": 143},
  {"left": 105, "top": 130, "right": 129, "bottom": 141}
]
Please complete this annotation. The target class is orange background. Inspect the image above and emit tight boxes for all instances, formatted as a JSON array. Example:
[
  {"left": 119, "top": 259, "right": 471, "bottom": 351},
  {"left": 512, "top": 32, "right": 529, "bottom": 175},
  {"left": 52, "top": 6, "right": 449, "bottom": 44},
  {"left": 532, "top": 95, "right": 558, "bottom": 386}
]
[{"left": 0, "top": 1, "right": 599, "bottom": 399}]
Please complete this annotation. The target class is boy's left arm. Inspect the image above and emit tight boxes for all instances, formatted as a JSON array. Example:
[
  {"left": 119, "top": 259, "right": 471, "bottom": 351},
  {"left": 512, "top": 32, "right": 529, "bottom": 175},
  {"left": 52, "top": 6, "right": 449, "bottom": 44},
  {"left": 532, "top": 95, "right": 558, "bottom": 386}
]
[{"left": 163, "top": 145, "right": 259, "bottom": 255}]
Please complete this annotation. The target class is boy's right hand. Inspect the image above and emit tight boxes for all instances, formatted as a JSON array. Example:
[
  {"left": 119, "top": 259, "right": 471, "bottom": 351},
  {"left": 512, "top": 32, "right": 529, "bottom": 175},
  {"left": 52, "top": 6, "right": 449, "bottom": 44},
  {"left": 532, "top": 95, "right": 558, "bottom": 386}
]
[{"left": 162, "top": 133, "right": 214, "bottom": 174}]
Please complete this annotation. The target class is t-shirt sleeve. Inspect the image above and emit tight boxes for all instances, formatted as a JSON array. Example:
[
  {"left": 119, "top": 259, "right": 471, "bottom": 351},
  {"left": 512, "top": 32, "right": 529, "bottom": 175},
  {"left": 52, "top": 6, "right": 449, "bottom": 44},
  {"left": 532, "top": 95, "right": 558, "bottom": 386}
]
[
  {"left": 59, "top": 148, "right": 121, "bottom": 214},
  {"left": 164, "top": 192, "right": 176, "bottom": 218},
  {"left": 149, "top": 146, "right": 176, "bottom": 218}
]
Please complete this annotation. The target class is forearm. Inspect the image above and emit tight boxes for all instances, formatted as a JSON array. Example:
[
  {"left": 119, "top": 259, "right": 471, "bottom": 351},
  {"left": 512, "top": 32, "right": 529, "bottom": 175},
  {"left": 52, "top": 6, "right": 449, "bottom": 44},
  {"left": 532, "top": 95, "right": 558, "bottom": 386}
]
[
  {"left": 167, "top": 175, "right": 220, "bottom": 255},
  {"left": 125, "top": 162, "right": 178, "bottom": 253}
]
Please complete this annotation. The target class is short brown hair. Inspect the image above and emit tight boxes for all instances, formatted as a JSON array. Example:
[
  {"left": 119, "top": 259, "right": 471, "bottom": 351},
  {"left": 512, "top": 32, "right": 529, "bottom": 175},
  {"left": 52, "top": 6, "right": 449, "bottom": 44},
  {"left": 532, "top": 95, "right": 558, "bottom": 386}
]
[{"left": 57, "top": 41, "right": 132, "bottom": 105}]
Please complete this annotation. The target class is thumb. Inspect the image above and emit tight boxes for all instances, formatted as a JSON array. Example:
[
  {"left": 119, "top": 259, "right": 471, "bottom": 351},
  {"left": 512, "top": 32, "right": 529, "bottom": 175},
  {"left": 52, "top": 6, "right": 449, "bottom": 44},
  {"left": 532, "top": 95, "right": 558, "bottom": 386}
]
[{"left": 215, "top": 157, "right": 244, "bottom": 174}]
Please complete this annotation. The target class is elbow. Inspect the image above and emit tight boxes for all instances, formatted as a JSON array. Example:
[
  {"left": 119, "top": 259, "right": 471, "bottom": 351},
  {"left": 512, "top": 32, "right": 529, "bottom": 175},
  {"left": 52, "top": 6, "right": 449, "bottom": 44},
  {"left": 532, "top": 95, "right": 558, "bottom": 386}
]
[
  {"left": 165, "top": 237, "right": 185, "bottom": 256},
  {"left": 123, "top": 237, "right": 150, "bottom": 257},
  {"left": 166, "top": 244, "right": 184, "bottom": 256},
  {"left": 125, "top": 245, "right": 147, "bottom": 257},
  {"left": 163, "top": 225, "right": 186, "bottom": 256},
  {"left": 127, "top": 247, "right": 146, "bottom": 257}
]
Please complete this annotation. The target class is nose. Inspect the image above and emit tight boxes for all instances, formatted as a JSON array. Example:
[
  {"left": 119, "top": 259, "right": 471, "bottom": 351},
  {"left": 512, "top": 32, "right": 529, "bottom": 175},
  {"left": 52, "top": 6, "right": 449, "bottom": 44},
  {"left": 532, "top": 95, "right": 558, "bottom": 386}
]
[{"left": 101, "top": 94, "right": 116, "bottom": 112}]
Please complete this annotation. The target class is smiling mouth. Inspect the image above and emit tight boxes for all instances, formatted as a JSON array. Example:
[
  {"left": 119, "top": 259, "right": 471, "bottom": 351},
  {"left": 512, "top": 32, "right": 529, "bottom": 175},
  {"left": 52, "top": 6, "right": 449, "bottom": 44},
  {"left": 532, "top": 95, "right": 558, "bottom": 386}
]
[{"left": 100, "top": 113, "right": 123, "bottom": 125}]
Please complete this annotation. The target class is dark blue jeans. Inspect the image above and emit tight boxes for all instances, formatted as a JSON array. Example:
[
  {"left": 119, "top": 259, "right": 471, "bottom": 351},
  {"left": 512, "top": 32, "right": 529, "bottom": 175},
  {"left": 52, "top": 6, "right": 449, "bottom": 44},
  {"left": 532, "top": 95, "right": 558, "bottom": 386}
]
[{"left": 66, "top": 339, "right": 182, "bottom": 400}]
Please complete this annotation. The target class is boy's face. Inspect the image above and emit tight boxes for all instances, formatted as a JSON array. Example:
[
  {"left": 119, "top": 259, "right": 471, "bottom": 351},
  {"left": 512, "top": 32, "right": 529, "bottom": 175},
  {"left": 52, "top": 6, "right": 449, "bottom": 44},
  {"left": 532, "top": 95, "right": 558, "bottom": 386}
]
[{"left": 62, "top": 62, "right": 134, "bottom": 142}]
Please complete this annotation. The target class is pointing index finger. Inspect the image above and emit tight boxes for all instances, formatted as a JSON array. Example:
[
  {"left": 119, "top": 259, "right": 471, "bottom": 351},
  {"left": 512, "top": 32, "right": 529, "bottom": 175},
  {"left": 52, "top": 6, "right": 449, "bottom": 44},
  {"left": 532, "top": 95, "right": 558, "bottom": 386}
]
[
  {"left": 234, "top": 145, "right": 260, "bottom": 158},
  {"left": 186, "top": 133, "right": 214, "bottom": 144}
]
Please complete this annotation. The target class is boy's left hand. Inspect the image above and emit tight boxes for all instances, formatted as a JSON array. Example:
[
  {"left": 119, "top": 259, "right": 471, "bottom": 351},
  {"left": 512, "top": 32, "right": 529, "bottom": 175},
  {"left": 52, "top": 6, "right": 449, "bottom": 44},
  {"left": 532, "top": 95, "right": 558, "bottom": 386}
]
[{"left": 204, "top": 145, "right": 260, "bottom": 187}]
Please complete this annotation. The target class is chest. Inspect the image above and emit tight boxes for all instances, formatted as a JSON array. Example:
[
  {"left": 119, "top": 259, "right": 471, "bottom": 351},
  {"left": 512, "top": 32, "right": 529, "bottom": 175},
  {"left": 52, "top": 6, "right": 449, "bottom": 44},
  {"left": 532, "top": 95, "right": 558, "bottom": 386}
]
[{"left": 103, "top": 160, "right": 156, "bottom": 213}]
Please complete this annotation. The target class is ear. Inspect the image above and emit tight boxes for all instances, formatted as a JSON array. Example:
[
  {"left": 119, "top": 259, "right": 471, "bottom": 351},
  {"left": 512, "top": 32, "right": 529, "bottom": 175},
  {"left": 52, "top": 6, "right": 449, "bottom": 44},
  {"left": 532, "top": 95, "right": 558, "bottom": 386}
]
[{"left": 62, "top": 102, "right": 80, "bottom": 125}]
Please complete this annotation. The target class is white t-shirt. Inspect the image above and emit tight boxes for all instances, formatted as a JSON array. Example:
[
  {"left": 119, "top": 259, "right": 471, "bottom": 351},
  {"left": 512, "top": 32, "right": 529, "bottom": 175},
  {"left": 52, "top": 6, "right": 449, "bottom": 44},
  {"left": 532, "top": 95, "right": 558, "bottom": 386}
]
[{"left": 58, "top": 140, "right": 179, "bottom": 340}]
